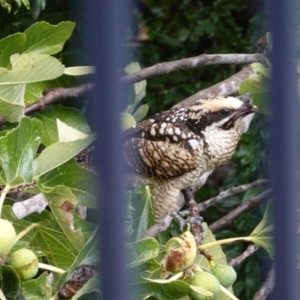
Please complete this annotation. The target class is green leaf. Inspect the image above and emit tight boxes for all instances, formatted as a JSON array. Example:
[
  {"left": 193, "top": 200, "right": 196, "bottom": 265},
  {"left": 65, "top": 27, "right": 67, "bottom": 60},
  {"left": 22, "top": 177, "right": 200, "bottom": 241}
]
[
  {"left": 22, "top": 21, "right": 75, "bottom": 55},
  {"left": 44, "top": 186, "right": 85, "bottom": 251},
  {"left": 0, "top": 33, "right": 26, "bottom": 68},
  {"left": 239, "top": 75, "right": 268, "bottom": 94},
  {"left": 64, "top": 66, "right": 95, "bottom": 76},
  {"left": 131, "top": 187, "right": 155, "bottom": 241},
  {"left": 55, "top": 228, "right": 99, "bottom": 293},
  {"left": 133, "top": 278, "right": 190, "bottom": 300},
  {"left": 249, "top": 201, "right": 273, "bottom": 258},
  {"left": 133, "top": 104, "right": 149, "bottom": 122},
  {"left": 0, "top": 265, "right": 20, "bottom": 300},
  {"left": 128, "top": 238, "right": 160, "bottom": 269},
  {"left": 3, "top": 206, "right": 78, "bottom": 272},
  {"left": 22, "top": 272, "right": 52, "bottom": 300},
  {"left": 0, "top": 117, "right": 42, "bottom": 186},
  {"left": 33, "top": 105, "right": 91, "bottom": 146},
  {"left": 33, "top": 134, "right": 95, "bottom": 178},
  {"left": 0, "top": 53, "right": 64, "bottom": 85},
  {"left": 0, "top": 53, "right": 64, "bottom": 122},
  {"left": 39, "top": 159, "right": 97, "bottom": 208}
]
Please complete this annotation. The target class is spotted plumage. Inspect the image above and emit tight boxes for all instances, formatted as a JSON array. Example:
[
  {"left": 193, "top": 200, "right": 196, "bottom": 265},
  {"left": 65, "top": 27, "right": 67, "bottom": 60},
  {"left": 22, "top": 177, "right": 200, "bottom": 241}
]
[{"left": 124, "top": 97, "right": 257, "bottom": 223}]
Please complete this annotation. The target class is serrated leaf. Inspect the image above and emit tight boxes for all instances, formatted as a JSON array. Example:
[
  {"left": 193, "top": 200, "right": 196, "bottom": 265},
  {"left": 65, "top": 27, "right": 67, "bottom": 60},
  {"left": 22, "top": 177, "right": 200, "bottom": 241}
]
[
  {"left": 33, "top": 134, "right": 95, "bottom": 178},
  {"left": 0, "top": 117, "right": 42, "bottom": 186},
  {"left": 249, "top": 201, "right": 273, "bottom": 258},
  {"left": 22, "top": 272, "right": 52, "bottom": 300},
  {"left": 22, "top": 21, "right": 75, "bottom": 55},
  {"left": 128, "top": 238, "right": 160, "bottom": 269},
  {"left": 64, "top": 66, "right": 95, "bottom": 76},
  {"left": 39, "top": 159, "right": 97, "bottom": 208}
]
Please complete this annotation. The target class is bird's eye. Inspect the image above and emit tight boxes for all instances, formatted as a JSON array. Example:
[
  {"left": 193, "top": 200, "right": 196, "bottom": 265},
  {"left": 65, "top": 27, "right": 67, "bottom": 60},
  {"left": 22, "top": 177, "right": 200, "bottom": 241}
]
[{"left": 220, "top": 108, "right": 230, "bottom": 115}]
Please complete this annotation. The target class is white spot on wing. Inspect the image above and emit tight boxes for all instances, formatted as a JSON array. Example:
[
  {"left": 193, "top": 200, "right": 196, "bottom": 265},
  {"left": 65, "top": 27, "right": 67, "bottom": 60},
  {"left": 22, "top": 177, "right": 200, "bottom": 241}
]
[{"left": 188, "top": 139, "right": 199, "bottom": 150}]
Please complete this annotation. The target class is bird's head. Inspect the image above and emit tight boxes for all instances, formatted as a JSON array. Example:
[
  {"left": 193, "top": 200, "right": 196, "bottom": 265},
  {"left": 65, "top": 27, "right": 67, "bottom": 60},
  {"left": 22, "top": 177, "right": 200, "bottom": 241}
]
[{"left": 185, "top": 97, "right": 258, "bottom": 134}]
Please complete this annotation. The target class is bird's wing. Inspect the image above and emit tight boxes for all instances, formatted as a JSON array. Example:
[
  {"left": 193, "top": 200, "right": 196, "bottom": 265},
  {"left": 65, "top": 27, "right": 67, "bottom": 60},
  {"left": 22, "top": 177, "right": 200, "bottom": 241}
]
[{"left": 123, "top": 122, "right": 201, "bottom": 179}]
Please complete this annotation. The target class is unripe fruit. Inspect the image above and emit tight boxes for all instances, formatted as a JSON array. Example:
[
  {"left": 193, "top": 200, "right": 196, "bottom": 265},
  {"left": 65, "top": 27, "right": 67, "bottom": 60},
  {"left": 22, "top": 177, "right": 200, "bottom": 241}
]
[
  {"left": 211, "top": 264, "right": 237, "bottom": 287},
  {"left": 188, "top": 271, "right": 220, "bottom": 300},
  {"left": 0, "top": 219, "right": 16, "bottom": 255},
  {"left": 9, "top": 248, "right": 38, "bottom": 280}
]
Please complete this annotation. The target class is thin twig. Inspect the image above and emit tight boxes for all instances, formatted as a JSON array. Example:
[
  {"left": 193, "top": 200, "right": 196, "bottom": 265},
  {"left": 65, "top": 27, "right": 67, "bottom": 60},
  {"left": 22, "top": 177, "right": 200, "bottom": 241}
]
[
  {"left": 0, "top": 83, "right": 95, "bottom": 126},
  {"left": 253, "top": 266, "right": 275, "bottom": 300},
  {"left": 121, "top": 53, "right": 264, "bottom": 84},
  {"left": 228, "top": 244, "right": 260, "bottom": 267},
  {"left": 180, "top": 179, "right": 269, "bottom": 217},
  {"left": 200, "top": 179, "right": 269, "bottom": 211},
  {"left": 182, "top": 186, "right": 203, "bottom": 246},
  {"left": 209, "top": 188, "right": 272, "bottom": 232}
]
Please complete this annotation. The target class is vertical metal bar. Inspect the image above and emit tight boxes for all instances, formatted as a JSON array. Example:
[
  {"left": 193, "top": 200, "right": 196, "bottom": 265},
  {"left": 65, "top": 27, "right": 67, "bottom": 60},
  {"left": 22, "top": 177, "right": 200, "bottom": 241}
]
[
  {"left": 85, "top": 1, "right": 131, "bottom": 299},
  {"left": 269, "top": 0, "right": 300, "bottom": 299}
]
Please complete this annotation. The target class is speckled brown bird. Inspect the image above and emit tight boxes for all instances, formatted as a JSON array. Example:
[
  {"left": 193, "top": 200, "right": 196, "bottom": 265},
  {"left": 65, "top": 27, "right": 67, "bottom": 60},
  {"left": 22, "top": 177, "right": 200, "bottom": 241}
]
[{"left": 123, "top": 97, "right": 257, "bottom": 224}]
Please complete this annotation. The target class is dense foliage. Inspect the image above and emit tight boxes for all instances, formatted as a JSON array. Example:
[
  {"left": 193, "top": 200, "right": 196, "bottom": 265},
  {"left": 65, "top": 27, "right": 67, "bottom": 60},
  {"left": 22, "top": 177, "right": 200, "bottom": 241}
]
[{"left": 0, "top": 1, "right": 273, "bottom": 300}]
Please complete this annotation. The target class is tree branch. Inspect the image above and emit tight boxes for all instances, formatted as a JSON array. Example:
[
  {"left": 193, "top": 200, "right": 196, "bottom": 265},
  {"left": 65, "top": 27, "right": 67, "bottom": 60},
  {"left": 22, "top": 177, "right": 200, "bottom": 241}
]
[
  {"left": 199, "top": 179, "right": 269, "bottom": 211},
  {"left": 173, "top": 65, "right": 256, "bottom": 108},
  {"left": 253, "top": 266, "right": 275, "bottom": 300},
  {"left": 209, "top": 188, "right": 272, "bottom": 232},
  {"left": 0, "top": 83, "right": 95, "bottom": 126},
  {"left": 228, "top": 244, "right": 260, "bottom": 267},
  {"left": 121, "top": 53, "right": 264, "bottom": 84}
]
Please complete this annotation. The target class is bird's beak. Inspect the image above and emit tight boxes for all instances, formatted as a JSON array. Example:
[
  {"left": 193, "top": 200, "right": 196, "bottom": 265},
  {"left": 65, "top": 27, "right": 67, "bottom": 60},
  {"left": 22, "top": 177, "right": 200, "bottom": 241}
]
[{"left": 233, "top": 103, "right": 258, "bottom": 119}]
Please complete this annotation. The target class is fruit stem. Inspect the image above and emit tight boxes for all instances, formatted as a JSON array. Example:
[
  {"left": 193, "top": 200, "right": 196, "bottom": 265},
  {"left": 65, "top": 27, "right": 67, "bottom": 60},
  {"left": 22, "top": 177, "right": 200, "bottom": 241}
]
[
  {"left": 38, "top": 263, "right": 65, "bottom": 274},
  {"left": 198, "top": 237, "right": 251, "bottom": 250},
  {"left": 15, "top": 223, "right": 39, "bottom": 242},
  {"left": 220, "top": 285, "right": 239, "bottom": 300},
  {"left": 0, "top": 185, "right": 10, "bottom": 217}
]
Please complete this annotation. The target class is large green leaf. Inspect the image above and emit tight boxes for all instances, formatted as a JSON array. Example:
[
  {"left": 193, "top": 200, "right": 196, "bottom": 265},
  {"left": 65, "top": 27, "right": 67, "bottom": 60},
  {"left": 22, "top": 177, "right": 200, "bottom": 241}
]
[
  {"left": 3, "top": 206, "right": 78, "bottom": 272},
  {"left": 0, "top": 33, "right": 26, "bottom": 68},
  {"left": 0, "top": 117, "right": 42, "bottom": 186},
  {"left": 33, "top": 105, "right": 91, "bottom": 146},
  {"left": 33, "top": 134, "right": 95, "bottom": 178},
  {"left": 22, "top": 272, "right": 52, "bottom": 300},
  {"left": 0, "top": 53, "right": 64, "bottom": 122},
  {"left": 44, "top": 186, "right": 85, "bottom": 251},
  {"left": 249, "top": 201, "right": 273, "bottom": 258},
  {"left": 0, "top": 265, "right": 20, "bottom": 300},
  {"left": 39, "top": 159, "right": 97, "bottom": 208},
  {"left": 128, "top": 238, "right": 160, "bottom": 269},
  {"left": 22, "top": 21, "right": 75, "bottom": 55},
  {"left": 0, "top": 22, "right": 75, "bottom": 68},
  {"left": 0, "top": 53, "right": 64, "bottom": 85}
]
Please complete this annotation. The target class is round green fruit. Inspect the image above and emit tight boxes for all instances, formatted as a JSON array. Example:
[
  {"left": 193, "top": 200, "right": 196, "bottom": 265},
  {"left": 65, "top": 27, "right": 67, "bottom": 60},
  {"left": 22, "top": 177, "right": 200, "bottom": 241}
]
[
  {"left": 188, "top": 271, "right": 220, "bottom": 300},
  {"left": 0, "top": 219, "right": 16, "bottom": 255},
  {"left": 9, "top": 248, "right": 38, "bottom": 280},
  {"left": 211, "top": 264, "right": 237, "bottom": 287}
]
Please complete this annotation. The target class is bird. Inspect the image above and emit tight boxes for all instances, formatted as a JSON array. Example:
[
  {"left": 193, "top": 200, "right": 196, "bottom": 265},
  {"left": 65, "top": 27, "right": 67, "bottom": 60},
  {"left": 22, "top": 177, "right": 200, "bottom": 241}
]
[{"left": 123, "top": 97, "right": 257, "bottom": 225}]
